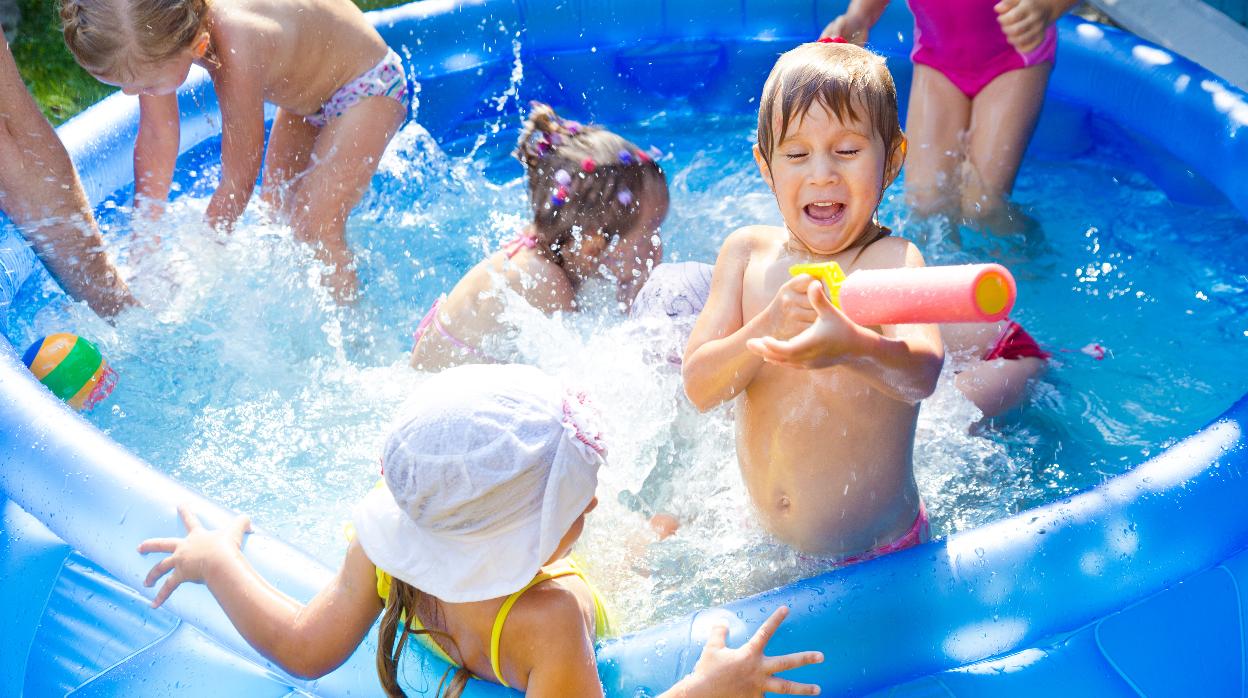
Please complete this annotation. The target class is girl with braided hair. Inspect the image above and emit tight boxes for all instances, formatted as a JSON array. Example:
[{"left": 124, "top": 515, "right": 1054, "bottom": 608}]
[
  {"left": 410, "top": 102, "right": 670, "bottom": 371},
  {"left": 60, "top": 0, "right": 412, "bottom": 302}
]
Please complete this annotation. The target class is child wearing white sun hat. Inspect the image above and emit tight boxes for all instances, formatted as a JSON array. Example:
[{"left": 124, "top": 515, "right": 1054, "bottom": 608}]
[{"left": 139, "top": 364, "right": 824, "bottom": 697}]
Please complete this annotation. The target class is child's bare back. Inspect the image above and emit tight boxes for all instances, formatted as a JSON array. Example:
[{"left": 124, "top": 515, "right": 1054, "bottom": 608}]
[
  {"left": 726, "top": 225, "right": 927, "bottom": 556},
  {"left": 205, "top": 0, "right": 387, "bottom": 116}
]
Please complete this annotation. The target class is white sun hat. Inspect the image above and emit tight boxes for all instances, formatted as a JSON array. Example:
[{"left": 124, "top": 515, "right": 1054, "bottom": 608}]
[{"left": 353, "top": 363, "right": 607, "bottom": 603}]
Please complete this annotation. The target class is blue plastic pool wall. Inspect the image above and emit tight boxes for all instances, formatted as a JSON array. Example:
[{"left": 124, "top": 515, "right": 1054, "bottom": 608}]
[{"left": 3, "top": 1, "right": 1248, "bottom": 696}]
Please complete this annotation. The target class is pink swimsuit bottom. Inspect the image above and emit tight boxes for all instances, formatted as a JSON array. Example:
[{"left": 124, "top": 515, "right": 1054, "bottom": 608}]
[
  {"left": 411, "top": 233, "right": 538, "bottom": 358},
  {"left": 837, "top": 501, "right": 932, "bottom": 566},
  {"left": 306, "top": 48, "right": 411, "bottom": 129},
  {"left": 909, "top": 0, "right": 1057, "bottom": 98},
  {"left": 800, "top": 502, "right": 931, "bottom": 567}
]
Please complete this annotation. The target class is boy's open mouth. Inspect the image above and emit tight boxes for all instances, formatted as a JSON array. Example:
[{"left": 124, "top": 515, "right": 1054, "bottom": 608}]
[{"left": 803, "top": 201, "right": 845, "bottom": 225}]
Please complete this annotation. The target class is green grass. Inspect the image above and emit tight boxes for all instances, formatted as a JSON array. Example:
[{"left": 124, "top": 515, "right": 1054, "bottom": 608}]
[
  {"left": 10, "top": 0, "right": 408, "bottom": 125},
  {"left": 10, "top": 0, "right": 113, "bottom": 125}
]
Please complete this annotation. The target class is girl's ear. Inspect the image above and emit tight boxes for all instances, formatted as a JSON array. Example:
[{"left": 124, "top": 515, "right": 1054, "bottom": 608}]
[
  {"left": 884, "top": 134, "right": 907, "bottom": 189},
  {"left": 753, "top": 143, "right": 774, "bottom": 191},
  {"left": 191, "top": 31, "right": 211, "bottom": 59}
]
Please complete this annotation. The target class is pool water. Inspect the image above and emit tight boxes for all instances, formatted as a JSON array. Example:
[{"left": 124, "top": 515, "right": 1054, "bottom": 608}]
[{"left": 6, "top": 106, "right": 1248, "bottom": 632}]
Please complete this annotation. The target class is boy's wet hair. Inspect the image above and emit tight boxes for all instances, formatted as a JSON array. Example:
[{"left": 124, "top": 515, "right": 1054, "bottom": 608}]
[
  {"left": 756, "top": 42, "right": 903, "bottom": 170},
  {"left": 514, "top": 102, "right": 668, "bottom": 267},
  {"left": 60, "top": 0, "right": 210, "bottom": 82}
]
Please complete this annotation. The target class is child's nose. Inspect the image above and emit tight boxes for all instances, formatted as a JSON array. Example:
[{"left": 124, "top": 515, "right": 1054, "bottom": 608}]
[{"left": 810, "top": 154, "right": 840, "bottom": 184}]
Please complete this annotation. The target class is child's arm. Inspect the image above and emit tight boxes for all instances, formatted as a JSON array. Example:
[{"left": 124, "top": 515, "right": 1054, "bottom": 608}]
[
  {"left": 204, "top": 58, "right": 267, "bottom": 230},
  {"left": 139, "top": 505, "right": 382, "bottom": 679},
  {"left": 746, "top": 244, "right": 944, "bottom": 404},
  {"left": 134, "top": 94, "right": 181, "bottom": 217},
  {"left": 995, "top": 0, "right": 1080, "bottom": 52},
  {"left": 683, "top": 230, "right": 817, "bottom": 411},
  {"left": 820, "top": 0, "right": 890, "bottom": 43}
]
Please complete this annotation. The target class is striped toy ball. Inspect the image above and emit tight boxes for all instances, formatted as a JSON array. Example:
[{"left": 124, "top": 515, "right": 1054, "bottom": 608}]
[{"left": 22, "top": 333, "right": 118, "bottom": 411}]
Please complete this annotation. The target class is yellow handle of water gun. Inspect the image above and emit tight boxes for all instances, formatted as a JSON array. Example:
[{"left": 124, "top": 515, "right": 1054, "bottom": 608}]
[{"left": 788, "top": 261, "right": 846, "bottom": 307}]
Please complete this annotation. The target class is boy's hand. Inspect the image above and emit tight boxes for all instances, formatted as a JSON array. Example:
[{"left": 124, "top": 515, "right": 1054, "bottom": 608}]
[
  {"left": 820, "top": 12, "right": 872, "bottom": 45},
  {"left": 680, "top": 606, "right": 823, "bottom": 696},
  {"left": 995, "top": 0, "right": 1056, "bottom": 53},
  {"left": 760, "top": 274, "right": 819, "bottom": 341},
  {"left": 137, "top": 504, "right": 252, "bottom": 608},
  {"left": 747, "top": 280, "right": 865, "bottom": 369}
]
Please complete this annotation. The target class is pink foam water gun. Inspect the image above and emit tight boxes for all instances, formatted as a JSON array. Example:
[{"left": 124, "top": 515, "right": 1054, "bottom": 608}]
[{"left": 788, "top": 261, "right": 1016, "bottom": 325}]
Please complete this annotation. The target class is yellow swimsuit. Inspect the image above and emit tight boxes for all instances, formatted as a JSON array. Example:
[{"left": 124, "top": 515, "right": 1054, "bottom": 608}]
[{"left": 375, "top": 558, "right": 614, "bottom": 688}]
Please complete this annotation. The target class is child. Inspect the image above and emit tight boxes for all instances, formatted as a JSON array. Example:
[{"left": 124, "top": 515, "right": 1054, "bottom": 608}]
[
  {"left": 410, "top": 103, "right": 668, "bottom": 371},
  {"left": 61, "top": 0, "right": 412, "bottom": 302},
  {"left": 682, "top": 41, "right": 946, "bottom": 559},
  {"left": 138, "top": 364, "right": 824, "bottom": 697},
  {"left": 822, "top": 0, "right": 1079, "bottom": 227}
]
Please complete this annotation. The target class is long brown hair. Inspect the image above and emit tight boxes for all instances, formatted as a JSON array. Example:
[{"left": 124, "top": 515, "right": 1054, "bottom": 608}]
[
  {"left": 513, "top": 102, "right": 668, "bottom": 269},
  {"left": 60, "top": 0, "right": 210, "bottom": 81},
  {"left": 377, "top": 577, "right": 472, "bottom": 698}
]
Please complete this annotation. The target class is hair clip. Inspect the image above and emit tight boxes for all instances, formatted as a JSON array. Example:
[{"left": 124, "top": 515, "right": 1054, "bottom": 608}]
[
  {"left": 618, "top": 149, "right": 633, "bottom": 164},
  {"left": 551, "top": 186, "right": 569, "bottom": 207},
  {"left": 818, "top": 36, "right": 849, "bottom": 43},
  {"left": 617, "top": 189, "right": 634, "bottom": 206},
  {"left": 564, "top": 120, "right": 583, "bottom": 135},
  {"left": 555, "top": 169, "right": 572, "bottom": 186},
  {"left": 581, "top": 158, "right": 597, "bottom": 173}
]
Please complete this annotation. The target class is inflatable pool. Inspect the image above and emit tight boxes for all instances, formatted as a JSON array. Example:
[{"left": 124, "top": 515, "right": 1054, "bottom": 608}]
[{"left": 4, "top": 0, "right": 1248, "bottom": 695}]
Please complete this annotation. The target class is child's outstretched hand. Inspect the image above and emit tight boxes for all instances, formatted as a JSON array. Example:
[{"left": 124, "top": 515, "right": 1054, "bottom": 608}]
[
  {"left": 678, "top": 606, "right": 823, "bottom": 696},
  {"left": 995, "top": 0, "right": 1058, "bottom": 53},
  {"left": 137, "top": 504, "right": 252, "bottom": 608},
  {"left": 820, "top": 12, "right": 872, "bottom": 45},
  {"left": 747, "top": 280, "right": 865, "bottom": 370}
]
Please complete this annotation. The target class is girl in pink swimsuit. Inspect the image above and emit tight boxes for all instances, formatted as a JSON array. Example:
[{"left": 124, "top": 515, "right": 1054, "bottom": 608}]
[
  {"left": 410, "top": 102, "right": 670, "bottom": 371},
  {"left": 823, "top": 0, "right": 1078, "bottom": 226}
]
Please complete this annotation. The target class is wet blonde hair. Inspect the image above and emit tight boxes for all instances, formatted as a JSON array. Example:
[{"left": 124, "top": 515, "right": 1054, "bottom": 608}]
[
  {"left": 60, "top": 0, "right": 209, "bottom": 82},
  {"left": 756, "top": 41, "right": 904, "bottom": 172},
  {"left": 377, "top": 580, "right": 471, "bottom": 698},
  {"left": 513, "top": 102, "right": 668, "bottom": 268}
]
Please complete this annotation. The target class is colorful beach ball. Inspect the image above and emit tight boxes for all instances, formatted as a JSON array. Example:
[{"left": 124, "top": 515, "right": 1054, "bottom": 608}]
[{"left": 22, "top": 333, "right": 118, "bottom": 411}]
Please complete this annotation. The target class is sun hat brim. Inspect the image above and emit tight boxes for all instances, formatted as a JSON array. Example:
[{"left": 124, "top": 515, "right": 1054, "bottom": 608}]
[{"left": 355, "top": 482, "right": 553, "bottom": 603}]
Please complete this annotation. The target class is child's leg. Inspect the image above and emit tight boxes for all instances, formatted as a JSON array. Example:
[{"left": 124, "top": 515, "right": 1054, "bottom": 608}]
[
  {"left": 954, "top": 356, "right": 1045, "bottom": 418},
  {"left": 961, "top": 62, "right": 1051, "bottom": 222},
  {"left": 903, "top": 64, "right": 972, "bottom": 218},
  {"left": 943, "top": 321, "right": 1046, "bottom": 418},
  {"left": 288, "top": 96, "right": 405, "bottom": 302},
  {"left": 260, "top": 108, "right": 320, "bottom": 213}
]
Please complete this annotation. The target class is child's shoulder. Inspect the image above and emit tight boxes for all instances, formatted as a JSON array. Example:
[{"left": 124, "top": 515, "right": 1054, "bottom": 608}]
[
  {"left": 852, "top": 232, "right": 924, "bottom": 271},
  {"left": 500, "top": 576, "right": 597, "bottom": 670},
  {"left": 718, "top": 224, "right": 787, "bottom": 261}
]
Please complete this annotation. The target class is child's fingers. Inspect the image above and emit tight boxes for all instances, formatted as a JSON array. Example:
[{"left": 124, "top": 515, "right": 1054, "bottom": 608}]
[
  {"left": 764, "top": 650, "right": 825, "bottom": 673},
  {"left": 993, "top": 0, "right": 1019, "bottom": 15},
  {"left": 704, "top": 623, "right": 730, "bottom": 650},
  {"left": 137, "top": 537, "right": 180, "bottom": 554},
  {"left": 152, "top": 573, "right": 184, "bottom": 608},
  {"left": 746, "top": 336, "right": 791, "bottom": 362},
  {"left": 763, "top": 676, "right": 822, "bottom": 695},
  {"left": 144, "top": 556, "right": 178, "bottom": 587},
  {"left": 746, "top": 605, "right": 790, "bottom": 651},
  {"left": 177, "top": 504, "right": 203, "bottom": 532},
  {"left": 229, "top": 514, "right": 253, "bottom": 542},
  {"left": 807, "top": 281, "right": 838, "bottom": 317}
]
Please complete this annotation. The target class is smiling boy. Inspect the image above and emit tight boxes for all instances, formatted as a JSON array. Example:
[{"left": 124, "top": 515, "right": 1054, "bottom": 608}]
[{"left": 682, "top": 41, "right": 944, "bottom": 559}]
